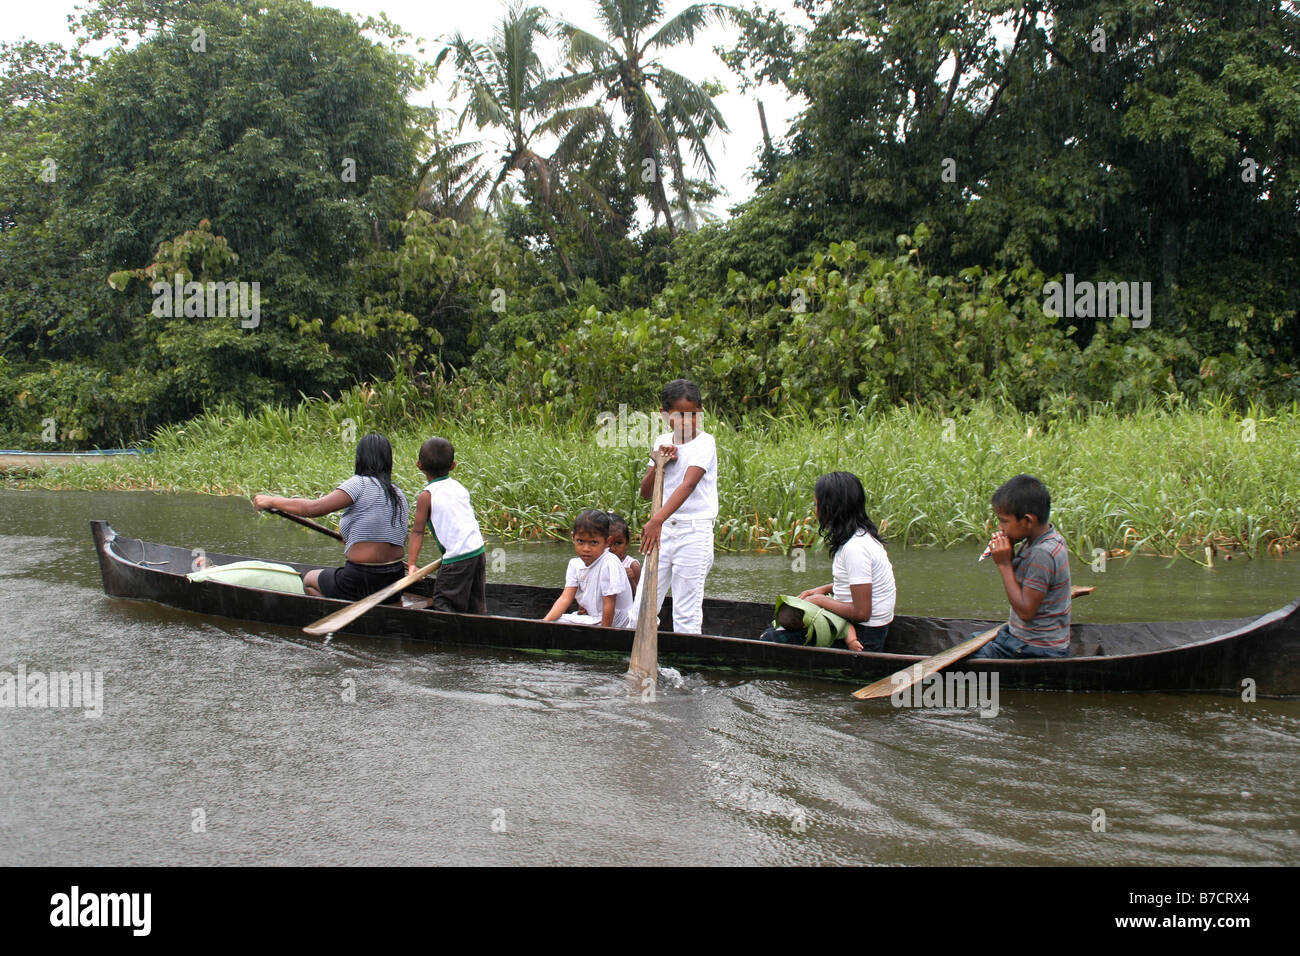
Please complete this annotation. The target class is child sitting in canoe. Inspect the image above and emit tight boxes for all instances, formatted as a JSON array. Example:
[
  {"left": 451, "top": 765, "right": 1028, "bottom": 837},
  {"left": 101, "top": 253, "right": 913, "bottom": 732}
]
[
  {"left": 408, "top": 437, "right": 487, "bottom": 613},
  {"left": 606, "top": 512, "right": 641, "bottom": 594},
  {"left": 967, "top": 474, "right": 1071, "bottom": 658},
  {"left": 253, "top": 433, "right": 408, "bottom": 600},
  {"left": 761, "top": 471, "right": 895, "bottom": 651},
  {"left": 543, "top": 509, "right": 634, "bottom": 628}
]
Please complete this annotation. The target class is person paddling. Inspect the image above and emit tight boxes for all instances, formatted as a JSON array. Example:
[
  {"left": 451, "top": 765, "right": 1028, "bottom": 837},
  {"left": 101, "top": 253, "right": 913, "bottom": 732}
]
[{"left": 253, "top": 434, "right": 409, "bottom": 600}]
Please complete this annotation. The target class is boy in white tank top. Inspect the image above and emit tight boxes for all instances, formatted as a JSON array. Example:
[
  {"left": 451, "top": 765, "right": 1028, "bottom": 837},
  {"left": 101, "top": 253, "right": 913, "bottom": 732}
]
[{"left": 408, "top": 437, "right": 487, "bottom": 613}]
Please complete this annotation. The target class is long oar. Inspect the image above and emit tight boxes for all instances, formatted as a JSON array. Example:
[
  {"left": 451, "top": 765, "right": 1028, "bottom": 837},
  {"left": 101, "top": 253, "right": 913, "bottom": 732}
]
[
  {"left": 302, "top": 559, "right": 440, "bottom": 636},
  {"left": 628, "top": 450, "right": 667, "bottom": 691},
  {"left": 268, "top": 507, "right": 343, "bottom": 542},
  {"left": 851, "top": 584, "right": 1097, "bottom": 700}
]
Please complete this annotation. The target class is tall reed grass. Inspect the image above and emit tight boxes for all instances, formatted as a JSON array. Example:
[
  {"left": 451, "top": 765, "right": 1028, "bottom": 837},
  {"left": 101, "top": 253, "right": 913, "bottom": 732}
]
[{"left": 12, "top": 384, "right": 1299, "bottom": 560}]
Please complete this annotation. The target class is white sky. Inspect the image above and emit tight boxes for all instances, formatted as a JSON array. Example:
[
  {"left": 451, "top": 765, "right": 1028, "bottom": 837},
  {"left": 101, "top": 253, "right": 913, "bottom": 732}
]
[{"left": 3, "top": 0, "right": 810, "bottom": 221}]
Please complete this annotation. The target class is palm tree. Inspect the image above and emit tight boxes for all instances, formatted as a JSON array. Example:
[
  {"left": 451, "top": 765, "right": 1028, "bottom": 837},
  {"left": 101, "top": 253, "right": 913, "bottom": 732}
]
[
  {"left": 413, "top": 107, "right": 493, "bottom": 224},
  {"left": 448, "top": 3, "right": 613, "bottom": 277},
  {"left": 552, "top": 0, "right": 738, "bottom": 235}
]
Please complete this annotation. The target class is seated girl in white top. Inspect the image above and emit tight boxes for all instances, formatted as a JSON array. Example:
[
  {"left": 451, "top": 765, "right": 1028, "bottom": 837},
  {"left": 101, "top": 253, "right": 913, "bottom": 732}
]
[
  {"left": 795, "top": 471, "right": 896, "bottom": 651},
  {"left": 543, "top": 509, "right": 634, "bottom": 628}
]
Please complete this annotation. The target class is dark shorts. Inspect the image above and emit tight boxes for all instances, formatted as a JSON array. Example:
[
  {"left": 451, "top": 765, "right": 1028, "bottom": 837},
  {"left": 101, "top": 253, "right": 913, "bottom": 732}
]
[
  {"left": 432, "top": 553, "right": 487, "bottom": 614},
  {"left": 759, "top": 621, "right": 890, "bottom": 651},
  {"left": 318, "top": 561, "right": 406, "bottom": 602}
]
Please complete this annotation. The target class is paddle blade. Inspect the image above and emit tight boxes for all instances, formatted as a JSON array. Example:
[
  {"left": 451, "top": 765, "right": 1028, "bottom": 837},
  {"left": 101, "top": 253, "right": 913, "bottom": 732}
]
[
  {"left": 628, "top": 450, "right": 667, "bottom": 689},
  {"left": 628, "top": 543, "right": 660, "bottom": 686},
  {"left": 851, "top": 625, "right": 1000, "bottom": 700},
  {"left": 303, "top": 559, "right": 440, "bottom": 636}
]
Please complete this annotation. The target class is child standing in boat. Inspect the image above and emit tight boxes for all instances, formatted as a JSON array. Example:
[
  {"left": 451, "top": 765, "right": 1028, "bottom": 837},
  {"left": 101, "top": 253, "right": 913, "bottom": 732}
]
[
  {"left": 765, "top": 471, "right": 895, "bottom": 651},
  {"left": 606, "top": 512, "right": 641, "bottom": 594},
  {"left": 543, "top": 509, "right": 634, "bottom": 627},
  {"left": 968, "top": 474, "right": 1071, "bottom": 657},
  {"left": 253, "top": 433, "right": 408, "bottom": 600},
  {"left": 408, "top": 437, "right": 487, "bottom": 614},
  {"left": 639, "top": 379, "right": 718, "bottom": 634}
]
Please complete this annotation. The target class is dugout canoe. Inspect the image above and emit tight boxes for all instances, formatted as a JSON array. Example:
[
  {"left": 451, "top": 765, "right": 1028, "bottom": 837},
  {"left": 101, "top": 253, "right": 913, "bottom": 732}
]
[
  {"left": 91, "top": 520, "right": 1300, "bottom": 697},
  {"left": 1, "top": 448, "right": 149, "bottom": 472}
]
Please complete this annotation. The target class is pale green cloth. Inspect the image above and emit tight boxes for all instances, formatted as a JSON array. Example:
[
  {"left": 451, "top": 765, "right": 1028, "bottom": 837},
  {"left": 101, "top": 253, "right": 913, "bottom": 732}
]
[
  {"left": 773, "top": 594, "right": 852, "bottom": 647},
  {"left": 187, "top": 560, "right": 306, "bottom": 595}
]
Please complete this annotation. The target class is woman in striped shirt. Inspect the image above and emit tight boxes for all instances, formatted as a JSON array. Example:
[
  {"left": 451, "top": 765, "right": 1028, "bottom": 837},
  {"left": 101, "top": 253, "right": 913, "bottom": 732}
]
[{"left": 253, "top": 434, "right": 409, "bottom": 599}]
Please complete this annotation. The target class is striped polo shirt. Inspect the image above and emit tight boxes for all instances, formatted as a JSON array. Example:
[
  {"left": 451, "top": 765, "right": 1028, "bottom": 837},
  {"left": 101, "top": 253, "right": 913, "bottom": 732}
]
[
  {"left": 337, "top": 475, "right": 409, "bottom": 550},
  {"left": 1007, "top": 524, "right": 1072, "bottom": 648}
]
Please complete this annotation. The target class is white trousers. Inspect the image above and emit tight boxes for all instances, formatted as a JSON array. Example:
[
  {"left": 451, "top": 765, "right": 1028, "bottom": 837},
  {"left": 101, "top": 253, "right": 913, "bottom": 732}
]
[{"left": 645, "top": 522, "right": 714, "bottom": 634}]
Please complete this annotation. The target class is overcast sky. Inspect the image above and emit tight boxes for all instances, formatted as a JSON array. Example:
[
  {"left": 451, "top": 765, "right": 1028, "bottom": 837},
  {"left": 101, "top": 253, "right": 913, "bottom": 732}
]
[{"left": 5, "top": 0, "right": 809, "bottom": 220}]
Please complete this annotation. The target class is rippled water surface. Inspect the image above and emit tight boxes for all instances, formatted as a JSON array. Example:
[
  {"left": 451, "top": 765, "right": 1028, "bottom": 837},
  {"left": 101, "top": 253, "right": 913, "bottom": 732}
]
[{"left": 1, "top": 490, "right": 1296, "bottom": 864}]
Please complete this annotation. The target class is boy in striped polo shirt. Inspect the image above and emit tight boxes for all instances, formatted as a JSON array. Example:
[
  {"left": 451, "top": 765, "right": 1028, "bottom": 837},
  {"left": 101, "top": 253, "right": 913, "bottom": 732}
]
[
  {"left": 408, "top": 437, "right": 487, "bottom": 613},
  {"left": 970, "top": 474, "right": 1072, "bottom": 658}
]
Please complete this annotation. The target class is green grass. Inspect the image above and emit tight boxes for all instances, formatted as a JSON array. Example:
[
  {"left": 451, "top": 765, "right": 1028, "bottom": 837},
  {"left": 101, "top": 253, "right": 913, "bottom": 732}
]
[{"left": 9, "top": 391, "right": 1299, "bottom": 561}]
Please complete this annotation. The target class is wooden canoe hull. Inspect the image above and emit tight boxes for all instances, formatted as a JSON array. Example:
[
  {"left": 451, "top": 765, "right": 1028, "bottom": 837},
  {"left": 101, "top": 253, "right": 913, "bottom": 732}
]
[
  {"left": 91, "top": 521, "right": 1300, "bottom": 696},
  {"left": 1, "top": 449, "right": 147, "bottom": 470}
]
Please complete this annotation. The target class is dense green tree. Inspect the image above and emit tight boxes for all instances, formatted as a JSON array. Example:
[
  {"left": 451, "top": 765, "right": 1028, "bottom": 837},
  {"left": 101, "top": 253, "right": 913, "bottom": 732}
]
[
  {"left": 708, "top": 0, "right": 1298, "bottom": 363},
  {"left": 0, "top": 0, "right": 424, "bottom": 443}
]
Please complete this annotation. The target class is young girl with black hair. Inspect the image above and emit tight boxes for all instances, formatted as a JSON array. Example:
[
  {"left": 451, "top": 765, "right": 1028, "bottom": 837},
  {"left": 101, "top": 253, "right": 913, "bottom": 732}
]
[
  {"left": 605, "top": 512, "right": 641, "bottom": 594},
  {"left": 793, "top": 471, "right": 895, "bottom": 651},
  {"left": 253, "top": 433, "right": 409, "bottom": 600},
  {"left": 639, "top": 379, "right": 718, "bottom": 634}
]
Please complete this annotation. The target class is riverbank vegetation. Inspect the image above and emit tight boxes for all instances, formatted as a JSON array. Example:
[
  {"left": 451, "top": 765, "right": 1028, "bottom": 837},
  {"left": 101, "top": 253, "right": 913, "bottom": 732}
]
[{"left": 11, "top": 378, "right": 1298, "bottom": 561}]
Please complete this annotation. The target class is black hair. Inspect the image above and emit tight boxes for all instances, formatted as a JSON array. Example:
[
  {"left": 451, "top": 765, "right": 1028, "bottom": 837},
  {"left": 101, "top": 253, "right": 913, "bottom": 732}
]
[
  {"left": 813, "top": 471, "right": 884, "bottom": 557},
  {"left": 661, "top": 379, "right": 702, "bottom": 410},
  {"left": 573, "top": 509, "right": 611, "bottom": 538},
  {"left": 418, "top": 436, "right": 455, "bottom": 477},
  {"left": 991, "top": 474, "right": 1051, "bottom": 524},
  {"left": 776, "top": 604, "right": 806, "bottom": 631},
  {"left": 606, "top": 512, "right": 630, "bottom": 541},
  {"left": 354, "top": 433, "right": 402, "bottom": 521}
]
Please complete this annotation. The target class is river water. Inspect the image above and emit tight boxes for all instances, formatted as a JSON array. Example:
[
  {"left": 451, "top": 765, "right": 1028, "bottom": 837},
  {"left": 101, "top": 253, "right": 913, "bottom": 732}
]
[{"left": 1, "top": 489, "right": 1296, "bottom": 865}]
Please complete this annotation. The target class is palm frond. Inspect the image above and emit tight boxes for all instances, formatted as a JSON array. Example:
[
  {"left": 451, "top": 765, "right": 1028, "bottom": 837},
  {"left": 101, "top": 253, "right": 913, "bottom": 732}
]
[{"left": 644, "top": 3, "right": 739, "bottom": 54}]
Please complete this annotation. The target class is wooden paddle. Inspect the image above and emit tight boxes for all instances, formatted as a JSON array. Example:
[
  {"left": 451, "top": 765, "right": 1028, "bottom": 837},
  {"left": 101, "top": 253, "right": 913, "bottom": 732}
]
[
  {"left": 851, "top": 584, "right": 1097, "bottom": 700},
  {"left": 267, "top": 507, "right": 344, "bottom": 542},
  {"left": 628, "top": 449, "right": 667, "bottom": 691},
  {"left": 302, "top": 559, "right": 440, "bottom": 636}
]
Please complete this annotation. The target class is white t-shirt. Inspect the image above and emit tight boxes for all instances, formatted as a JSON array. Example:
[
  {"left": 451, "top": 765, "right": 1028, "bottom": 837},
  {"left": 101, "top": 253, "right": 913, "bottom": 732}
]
[
  {"left": 565, "top": 549, "right": 634, "bottom": 627},
  {"left": 423, "top": 477, "right": 485, "bottom": 560},
  {"left": 649, "top": 430, "right": 718, "bottom": 519},
  {"left": 831, "top": 529, "right": 896, "bottom": 627}
]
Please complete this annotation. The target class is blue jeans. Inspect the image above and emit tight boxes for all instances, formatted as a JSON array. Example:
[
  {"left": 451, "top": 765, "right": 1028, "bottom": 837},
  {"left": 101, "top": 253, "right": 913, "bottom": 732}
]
[{"left": 967, "top": 623, "right": 1069, "bottom": 659}]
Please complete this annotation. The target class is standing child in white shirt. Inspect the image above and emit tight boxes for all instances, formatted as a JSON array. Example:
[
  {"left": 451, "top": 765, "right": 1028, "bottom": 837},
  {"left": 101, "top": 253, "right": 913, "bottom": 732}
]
[
  {"left": 638, "top": 379, "right": 718, "bottom": 634},
  {"left": 408, "top": 437, "right": 487, "bottom": 613},
  {"left": 543, "top": 509, "right": 634, "bottom": 628}
]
